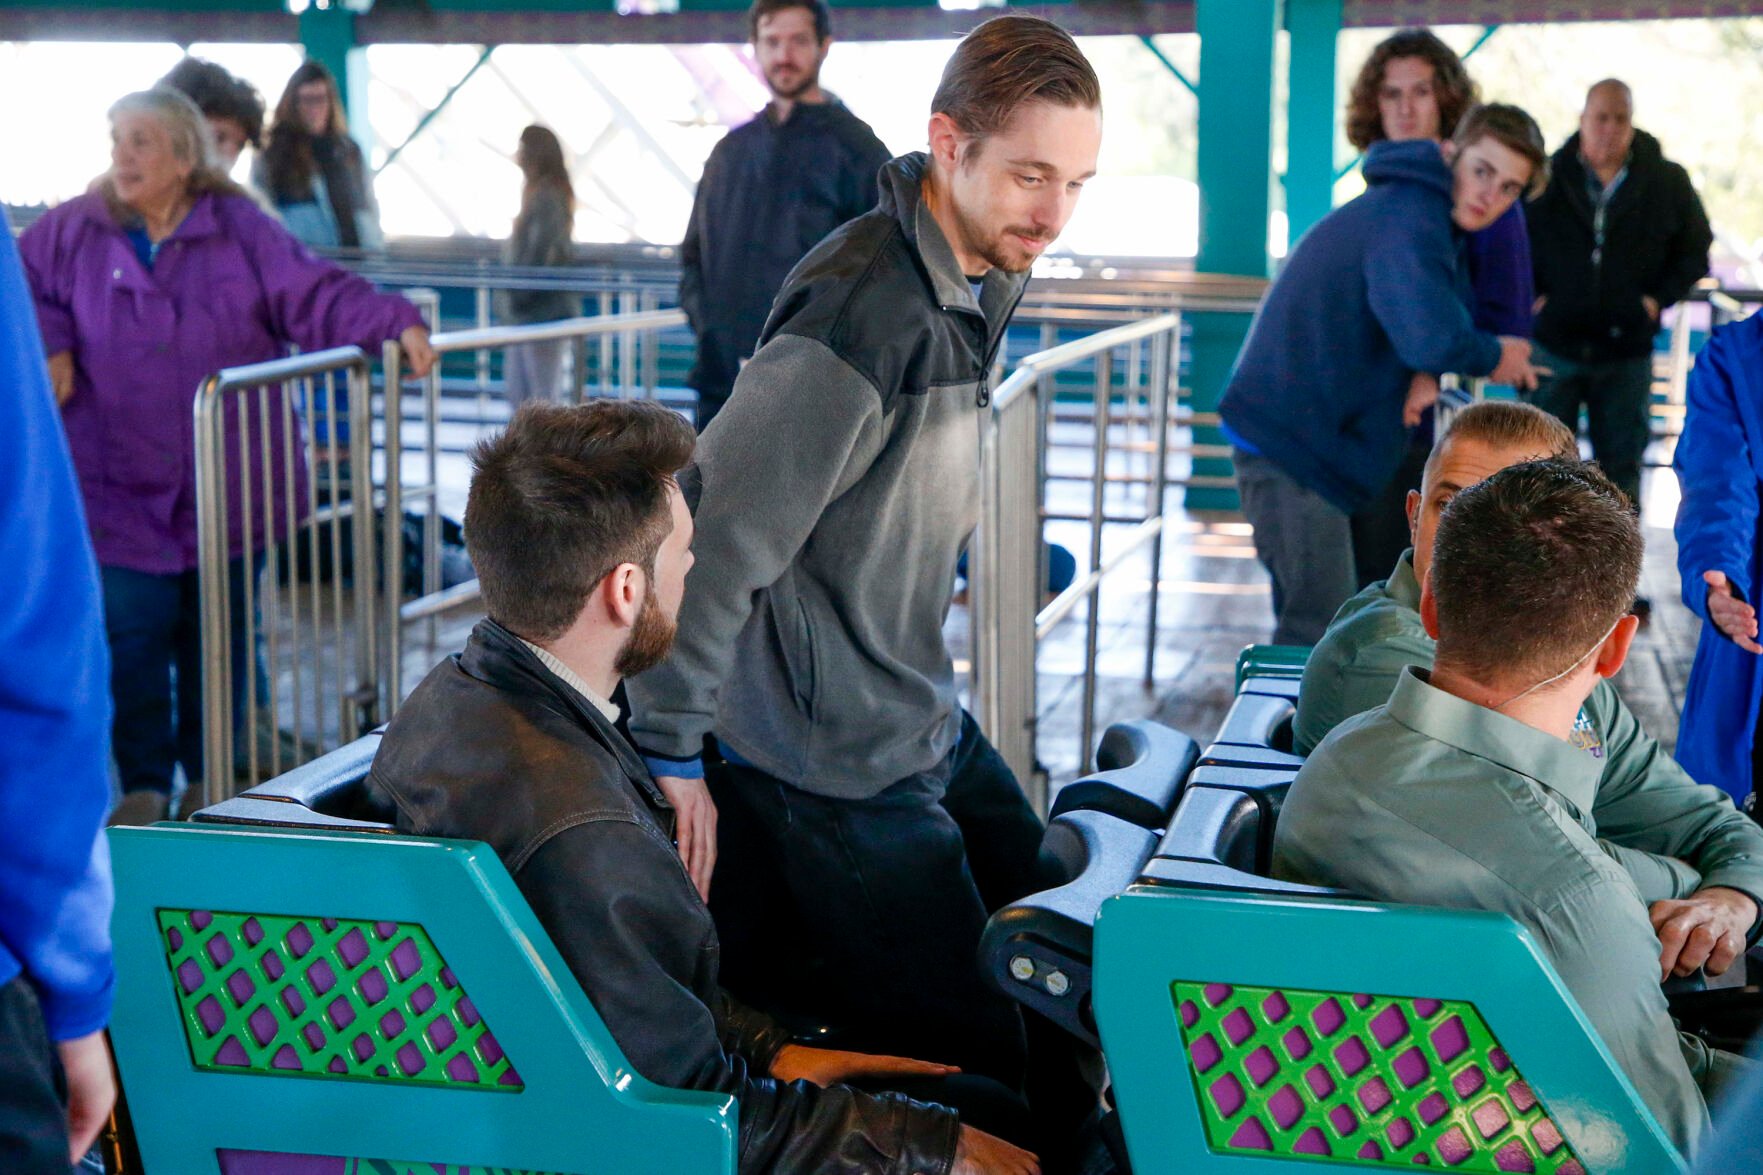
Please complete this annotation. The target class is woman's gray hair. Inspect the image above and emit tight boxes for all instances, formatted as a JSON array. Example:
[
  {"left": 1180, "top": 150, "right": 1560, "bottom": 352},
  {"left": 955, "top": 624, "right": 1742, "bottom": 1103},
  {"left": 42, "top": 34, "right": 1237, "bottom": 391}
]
[{"left": 106, "top": 86, "right": 249, "bottom": 200}]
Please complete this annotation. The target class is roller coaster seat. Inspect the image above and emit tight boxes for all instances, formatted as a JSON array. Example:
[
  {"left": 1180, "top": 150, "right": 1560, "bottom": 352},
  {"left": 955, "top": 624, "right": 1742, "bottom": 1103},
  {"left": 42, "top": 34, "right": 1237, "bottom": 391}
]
[{"left": 107, "top": 736, "right": 737, "bottom": 1175}]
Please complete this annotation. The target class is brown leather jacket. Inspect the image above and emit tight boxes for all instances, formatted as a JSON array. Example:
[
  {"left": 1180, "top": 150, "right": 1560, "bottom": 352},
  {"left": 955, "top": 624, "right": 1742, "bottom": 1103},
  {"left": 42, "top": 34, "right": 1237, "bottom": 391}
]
[{"left": 367, "top": 619, "right": 960, "bottom": 1174}]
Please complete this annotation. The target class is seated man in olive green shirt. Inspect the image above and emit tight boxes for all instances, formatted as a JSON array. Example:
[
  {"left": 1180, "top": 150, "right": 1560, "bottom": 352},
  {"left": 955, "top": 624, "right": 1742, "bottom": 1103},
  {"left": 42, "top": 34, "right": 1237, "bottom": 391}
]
[
  {"left": 1295, "top": 402, "right": 1763, "bottom": 909},
  {"left": 1275, "top": 459, "right": 1757, "bottom": 1156}
]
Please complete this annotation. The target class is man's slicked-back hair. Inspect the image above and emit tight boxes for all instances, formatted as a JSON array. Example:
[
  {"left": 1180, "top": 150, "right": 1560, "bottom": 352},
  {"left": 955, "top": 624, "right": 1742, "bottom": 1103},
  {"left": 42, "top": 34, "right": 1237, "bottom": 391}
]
[
  {"left": 747, "top": 0, "right": 831, "bottom": 42},
  {"left": 1431, "top": 459, "right": 1642, "bottom": 685},
  {"left": 1428, "top": 400, "right": 1578, "bottom": 483},
  {"left": 465, "top": 401, "right": 695, "bottom": 643},
  {"left": 931, "top": 14, "right": 1100, "bottom": 157}
]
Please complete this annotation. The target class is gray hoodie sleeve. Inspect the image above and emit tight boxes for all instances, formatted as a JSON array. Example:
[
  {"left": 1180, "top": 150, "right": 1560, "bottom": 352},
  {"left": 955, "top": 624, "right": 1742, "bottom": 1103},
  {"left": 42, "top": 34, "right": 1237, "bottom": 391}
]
[{"left": 627, "top": 333, "right": 887, "bottom": 763}]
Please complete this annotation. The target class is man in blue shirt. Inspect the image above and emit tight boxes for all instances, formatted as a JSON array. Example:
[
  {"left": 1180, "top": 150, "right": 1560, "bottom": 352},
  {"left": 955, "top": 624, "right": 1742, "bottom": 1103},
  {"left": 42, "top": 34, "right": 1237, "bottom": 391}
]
[
  {"left": 0, "top": 220, "right": 117, "bottom": 1165},
  {"left": 1221, "top": 104, "right": 1543, "bottom": 645}
]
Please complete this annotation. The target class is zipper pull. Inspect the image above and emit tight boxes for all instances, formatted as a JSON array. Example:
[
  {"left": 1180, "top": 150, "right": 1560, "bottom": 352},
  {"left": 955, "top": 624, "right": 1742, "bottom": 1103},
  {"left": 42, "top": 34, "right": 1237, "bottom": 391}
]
[{"left": 977, "top": 372, "right": 991, "bottom": 408}]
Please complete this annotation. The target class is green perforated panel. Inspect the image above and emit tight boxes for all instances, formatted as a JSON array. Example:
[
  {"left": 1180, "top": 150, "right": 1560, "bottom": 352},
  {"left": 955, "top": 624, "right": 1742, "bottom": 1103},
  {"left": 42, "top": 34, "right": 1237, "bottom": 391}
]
[
  {"left": 1173, "top": 981, "right": 1585, "bottom": 1172},
  {"left": 160, "top": 909, "right": 522, "bottom": 1090}
]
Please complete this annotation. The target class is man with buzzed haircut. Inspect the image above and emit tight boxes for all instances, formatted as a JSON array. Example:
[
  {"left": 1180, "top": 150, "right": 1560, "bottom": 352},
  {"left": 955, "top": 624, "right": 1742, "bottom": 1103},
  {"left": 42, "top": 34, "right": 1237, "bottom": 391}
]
[
  {"left": 1296, "top": 398, "right": 1763, "bottom": 923},
  {"left": 1276, "top": 460, "right": 1756, "bottom": 1155},
  {"left": 1526, "top": 79, "right": 1712, "bottom": 520}
]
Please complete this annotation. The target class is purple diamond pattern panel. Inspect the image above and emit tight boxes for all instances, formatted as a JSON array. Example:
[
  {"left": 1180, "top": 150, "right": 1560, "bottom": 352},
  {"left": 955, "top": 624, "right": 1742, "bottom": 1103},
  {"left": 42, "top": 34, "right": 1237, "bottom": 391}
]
[
  {"left": 158, "top": 909, "right": 522, "bottom": 1090},
  {"left": 1172, "top": 981, "right": 1585, "bottom": 1173}
]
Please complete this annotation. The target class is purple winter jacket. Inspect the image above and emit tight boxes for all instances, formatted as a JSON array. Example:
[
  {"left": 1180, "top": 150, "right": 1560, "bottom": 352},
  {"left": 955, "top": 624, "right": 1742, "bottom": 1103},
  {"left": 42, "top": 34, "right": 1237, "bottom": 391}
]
[{"left": 19, "top": 190, "right": 423, "bottom": 575}]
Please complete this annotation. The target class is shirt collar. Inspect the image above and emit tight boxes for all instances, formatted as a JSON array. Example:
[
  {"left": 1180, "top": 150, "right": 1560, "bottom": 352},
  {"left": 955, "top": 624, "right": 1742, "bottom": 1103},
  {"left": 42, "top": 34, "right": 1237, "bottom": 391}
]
[
  {"left": 518, "top": 639, "right": 621, "bottom": 724},
  {"left": 1384, "top": 549, "right": 1421, "bottom": 610},
  {"left": 1384, "top": 666, "right": 1603, "bottom": 816}
]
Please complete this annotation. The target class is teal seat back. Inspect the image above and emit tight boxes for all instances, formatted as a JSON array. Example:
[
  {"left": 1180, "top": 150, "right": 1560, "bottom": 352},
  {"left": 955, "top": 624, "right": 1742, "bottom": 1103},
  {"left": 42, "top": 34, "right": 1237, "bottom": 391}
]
[
  {"left": 1092, "top": 886, "right": 1686, "bottom": 1174},
  {"left": 1235, "top": 644, "right": 1312, "bottom": 692},
  {"left": 109, "top": 824, "right": 737, "bottom": 1175}
]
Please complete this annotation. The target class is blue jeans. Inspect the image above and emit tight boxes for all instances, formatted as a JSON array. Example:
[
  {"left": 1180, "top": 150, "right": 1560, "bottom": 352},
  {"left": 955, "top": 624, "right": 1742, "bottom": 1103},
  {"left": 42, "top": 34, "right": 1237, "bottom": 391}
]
[{"left": 101, "top": 555, "right": 263, "bottom": 797}]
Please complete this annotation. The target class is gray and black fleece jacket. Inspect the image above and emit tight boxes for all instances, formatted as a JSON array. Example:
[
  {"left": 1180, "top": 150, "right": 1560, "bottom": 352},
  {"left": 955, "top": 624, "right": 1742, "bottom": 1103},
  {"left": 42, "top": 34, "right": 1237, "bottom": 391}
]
[{"left": 628, "top": 151, "right": 1029, "bottom": 798}]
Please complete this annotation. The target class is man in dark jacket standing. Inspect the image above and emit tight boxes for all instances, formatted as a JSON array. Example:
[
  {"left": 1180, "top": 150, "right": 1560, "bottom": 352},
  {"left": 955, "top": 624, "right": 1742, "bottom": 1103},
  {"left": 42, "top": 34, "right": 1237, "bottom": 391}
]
[
  {"left": 679, "top": 0, "right": 890, "bottom": 429},
  {"left": 370, "top": 401, "right": 1040, "bottom": 1175},
  {"left": 1220, "top": 105, "right": 1543, "bottom": 646},
  {"left": 629, "top": 14, "right": 1100, "bottom": 1127},
  {"left": 1527, "top": 79, "right": 1713, "bottom": 514}
]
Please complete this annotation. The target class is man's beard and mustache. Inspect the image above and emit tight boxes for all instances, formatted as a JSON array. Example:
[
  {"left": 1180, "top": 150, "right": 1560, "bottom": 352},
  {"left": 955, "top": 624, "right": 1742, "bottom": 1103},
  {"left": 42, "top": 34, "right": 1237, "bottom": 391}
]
[
  {"left": 615, "top": 585, "right": 678, "bottom": 679},
  {"left": 764, "top": 60, "right": 821, "bottom": 101},
  {"left": 954, "top": 201, "right": 1054, "bottom": 275}
]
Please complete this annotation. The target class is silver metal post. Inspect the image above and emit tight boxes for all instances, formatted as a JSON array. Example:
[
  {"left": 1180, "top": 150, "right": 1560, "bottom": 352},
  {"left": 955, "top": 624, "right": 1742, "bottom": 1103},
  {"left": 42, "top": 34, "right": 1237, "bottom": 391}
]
[
  {"left": 1080, "top": 350, "right": 1112, "bottom": 772},
  {"left": 194, "top": 377, "right": 232, "bottom": 814},
  {"left": 1144, "top": 327, "right": 1173, "bottom": 689},
  {"left": 382, "top": 341, "right": 406, "bottom": 712},
  {"left": 348, "top": 359, "right": 378, "bottom": 736}
]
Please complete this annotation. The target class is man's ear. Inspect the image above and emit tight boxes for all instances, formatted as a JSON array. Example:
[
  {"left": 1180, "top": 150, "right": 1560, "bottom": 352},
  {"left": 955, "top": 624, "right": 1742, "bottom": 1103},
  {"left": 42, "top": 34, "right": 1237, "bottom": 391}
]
[
  {"left": 601, "top": 563, "right": 643, "bottom": 631},
  {"left": 1419, "top": 569, "right": 1442, "bottom": 640},
  {"left": 927, "top": 111, "right": 964, "bottom": 172},
  {"left": 1593, "top": 613, "right": 1640, "bottom": 680},
  {"left": 1406, "top": 489, "right": 1422, "bottom": 544}
]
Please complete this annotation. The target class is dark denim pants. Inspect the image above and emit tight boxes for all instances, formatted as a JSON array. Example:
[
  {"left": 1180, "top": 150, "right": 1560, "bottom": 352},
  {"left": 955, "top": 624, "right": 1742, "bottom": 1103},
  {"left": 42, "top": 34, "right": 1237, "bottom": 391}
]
[
  {"left": 101, "top": 554, "right": 263, "bottom": 798},
  {"left": 0, "top": 976, "right": 67, "bottom": 1171},
  {"left": 707, "top": 711, "right": 1052, "bottom": 1089},
  {"left": 1526, "top": 349, "right": 1654, "bottom": 512}
]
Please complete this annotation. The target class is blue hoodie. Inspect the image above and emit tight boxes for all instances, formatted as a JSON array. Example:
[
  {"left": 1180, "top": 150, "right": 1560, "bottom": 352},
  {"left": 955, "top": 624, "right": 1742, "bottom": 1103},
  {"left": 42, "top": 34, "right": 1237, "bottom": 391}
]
[
  {"left": 0, "top": 221, "right": 114, "bottom": 1040},
  {"left": 1220, "top": 140, "right": 1503, "bottom": 512}
]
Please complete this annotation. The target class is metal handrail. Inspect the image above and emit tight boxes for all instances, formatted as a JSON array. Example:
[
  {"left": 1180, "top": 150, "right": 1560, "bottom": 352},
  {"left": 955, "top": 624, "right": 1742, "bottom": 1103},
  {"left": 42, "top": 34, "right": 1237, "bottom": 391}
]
[{"left": 195, "top": 345, "right": 376, "bottom": 808}]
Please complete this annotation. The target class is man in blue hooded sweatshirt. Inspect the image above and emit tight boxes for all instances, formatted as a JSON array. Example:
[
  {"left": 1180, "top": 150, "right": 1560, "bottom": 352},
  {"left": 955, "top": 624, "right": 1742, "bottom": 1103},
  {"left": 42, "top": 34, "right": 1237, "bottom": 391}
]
[
  {"left": 1222, "top": 103, "right": 1547, "bottom": 645},
  {"left": 0, "top": 221, "right": 117, "bottom": 1165}
]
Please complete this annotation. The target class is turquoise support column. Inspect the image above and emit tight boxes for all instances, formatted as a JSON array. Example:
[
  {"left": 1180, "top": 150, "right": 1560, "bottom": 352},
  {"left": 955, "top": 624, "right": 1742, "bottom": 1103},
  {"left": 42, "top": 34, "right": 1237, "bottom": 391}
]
[
  {"left": 1187, "top": 0, "right": 1279, "bottom": 511},
  {"left": 1285, "top": 0, "right": 1341, "bottom": 244}
]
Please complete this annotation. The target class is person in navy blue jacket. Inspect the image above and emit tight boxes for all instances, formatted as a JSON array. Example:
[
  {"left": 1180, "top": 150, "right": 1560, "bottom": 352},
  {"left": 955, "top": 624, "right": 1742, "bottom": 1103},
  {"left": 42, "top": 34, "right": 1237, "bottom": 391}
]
[
  {"left": 1220, "top": 104, "right": 1544, "bottom": 646},
  {"left": 1674, "top": 312, "right": 1763, "bottom": 808},
  {"left": 0, "top": 220, "right": 118, "bottom": 1166}
]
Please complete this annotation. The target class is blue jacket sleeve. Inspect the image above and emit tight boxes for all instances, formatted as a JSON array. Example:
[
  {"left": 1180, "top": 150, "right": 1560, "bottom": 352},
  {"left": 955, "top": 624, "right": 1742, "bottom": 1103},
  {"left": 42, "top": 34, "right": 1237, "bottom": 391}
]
[
  {"left": 1673, "top": 321, "right": 1760, "bottom": 618},
  {"left": 1364, "top": 208, "right": 1503, "bottom": 378},
  {"left": 0, "top": 224, "right": 115, "bottom": 1040},
  {"left": 1465, "top": 202, "right": 1535, "bottom": 338}
]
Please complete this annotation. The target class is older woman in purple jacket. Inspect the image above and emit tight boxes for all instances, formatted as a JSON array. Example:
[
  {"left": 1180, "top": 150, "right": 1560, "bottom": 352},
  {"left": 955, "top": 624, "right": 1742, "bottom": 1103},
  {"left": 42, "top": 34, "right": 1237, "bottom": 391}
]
[{"left": 20, "top": 87, "right": 435, "bottom": 825}]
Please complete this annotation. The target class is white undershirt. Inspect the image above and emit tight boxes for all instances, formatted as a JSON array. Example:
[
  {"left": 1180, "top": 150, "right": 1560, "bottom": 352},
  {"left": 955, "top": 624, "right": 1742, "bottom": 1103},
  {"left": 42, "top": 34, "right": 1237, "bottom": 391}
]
[{"left": 519, "top": 639, "right": 621, "bottom": 724}]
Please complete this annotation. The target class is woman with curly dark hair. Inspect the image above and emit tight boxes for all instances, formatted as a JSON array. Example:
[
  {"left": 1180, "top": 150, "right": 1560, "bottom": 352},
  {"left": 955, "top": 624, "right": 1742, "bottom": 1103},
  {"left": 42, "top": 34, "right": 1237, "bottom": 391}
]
[
  {"left": 254, "top": 60, "right": 383, "bottom": 250},
  {"left": 158, "top": 57, "right": 266, "bottom": 174},
  {"left": 1342, "top": 28, "right": 1542, "bottom": 589}
]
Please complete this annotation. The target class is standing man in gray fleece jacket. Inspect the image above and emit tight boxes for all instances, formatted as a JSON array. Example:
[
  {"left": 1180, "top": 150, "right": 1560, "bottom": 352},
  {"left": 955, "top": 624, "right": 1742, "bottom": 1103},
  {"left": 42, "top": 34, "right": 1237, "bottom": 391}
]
[{"left": 627, "top": 13, "right": 1101, "bottom": 1103}]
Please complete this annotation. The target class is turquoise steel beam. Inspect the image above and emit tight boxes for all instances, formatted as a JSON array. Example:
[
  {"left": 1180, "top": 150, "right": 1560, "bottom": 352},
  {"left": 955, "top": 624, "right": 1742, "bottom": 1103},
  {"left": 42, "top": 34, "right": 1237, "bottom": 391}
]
[
  {"left": 375, "top": 44, "right": 497, "bottom": 176},
  {"left": 1187, "top": 0, "right": 1278, "bottom": 511},
  {"left": 1138, "top": 35, "right": 1198, "bottom": 99},
  {"left": 1462, "top": 23, "right": 1501, "bottom": 61},
  {"left": 1284, "top": 0, "right": 1341, "bottom": 244}
]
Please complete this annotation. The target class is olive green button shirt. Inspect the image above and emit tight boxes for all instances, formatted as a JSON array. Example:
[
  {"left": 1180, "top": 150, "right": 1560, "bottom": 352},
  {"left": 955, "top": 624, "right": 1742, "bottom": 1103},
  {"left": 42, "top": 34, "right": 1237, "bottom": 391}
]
[
  {"left": 1275, "top": 668, "right": 1740, "bottom": 1155},
  {"left": 1294, "top": 551, "right": 1763, "bottom": 906}
]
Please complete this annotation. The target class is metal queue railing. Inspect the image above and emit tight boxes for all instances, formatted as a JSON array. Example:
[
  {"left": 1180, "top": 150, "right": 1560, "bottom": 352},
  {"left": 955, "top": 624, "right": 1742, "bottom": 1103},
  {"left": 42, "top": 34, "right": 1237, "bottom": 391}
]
[
  {"left": 195, "top": 347, "right": 379, "bottom": 813},
  {"left": 379, "top": 307, "right": 688, "bottom": 711},
  {"left": 196, "top": 307, "right": 688, "bottom": 802},
  {"left": 971, "top": 314, "right": 1184, "bottom": 807}
]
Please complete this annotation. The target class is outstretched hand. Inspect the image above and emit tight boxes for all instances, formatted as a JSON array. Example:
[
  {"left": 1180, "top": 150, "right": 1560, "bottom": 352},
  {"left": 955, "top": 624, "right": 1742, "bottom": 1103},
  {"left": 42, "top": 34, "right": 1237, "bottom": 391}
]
[
  {"left": 399, "top": 325, "right": 437, "bottom": 379},
  {"left": 769, "top": 1043, "right": 959, "bottom": 1087},
  {"left": 1703, "top": 571, "right": 1762, "bottom": 654},
  {"left": 654, "top": 774, "right": 717, "bottom": 901}
]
